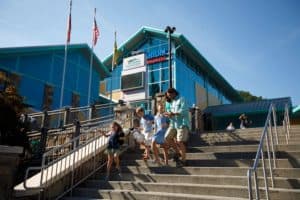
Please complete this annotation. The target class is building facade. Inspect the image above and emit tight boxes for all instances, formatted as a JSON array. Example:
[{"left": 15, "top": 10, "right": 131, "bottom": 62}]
[
  {"left": 0, "top": 44, "right": 109, "bottom": 111},
  {"left": 101, "top": 27, "right": 242, "bottom": 109}
]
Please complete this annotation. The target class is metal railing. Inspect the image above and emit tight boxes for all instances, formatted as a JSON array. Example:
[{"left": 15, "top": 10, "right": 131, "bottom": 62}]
[
  {"left": 22, "top": 98, "right": 153, "bottom": 199},
  {"left": 24, "top": 117, "right": 112, "bottom": 199},
  {"left": 27, "top": 102, "right": 118, "bottom": 130},
  {"left": 283, "top": 104, "right": 291, "bottom": 144},
  {"left": 247, "top": 103, "right": 291, "bottom": 200}
]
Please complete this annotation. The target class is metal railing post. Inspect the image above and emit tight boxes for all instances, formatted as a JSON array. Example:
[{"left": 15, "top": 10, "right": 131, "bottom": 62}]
[
  {"left": 272, "top": 106, "right": 279, "bottom": 145},
  {"left": 64, "top": 107, "right": 70, "bottom": 126},
  {"left": 283, "top": 120, "right": 289, "bottom": 144},
  {"left": 261, "top": 147, "right": 269, "bottom": 200},
  {"left": 253, "top": 170, "right": 259, "bottom": 200},
  {"left": 247, "top": 169, "right": 253, "bottom": 200},
  {"left": 266, "top": 123, "right": 274, "bottom": 188},
  {"left": 73, "top": 121, "right": 81, "bottom": 149},
  {"left": 268, "top": 119, "right": 277, "bottom": 169}
]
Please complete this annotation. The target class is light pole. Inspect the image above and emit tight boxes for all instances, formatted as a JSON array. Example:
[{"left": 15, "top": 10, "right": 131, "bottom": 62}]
[{"left": 164, "top": 26, "right": 176, "bottom": 88}]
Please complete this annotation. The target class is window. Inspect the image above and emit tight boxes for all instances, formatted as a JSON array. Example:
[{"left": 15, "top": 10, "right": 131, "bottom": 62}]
[
  {"left": 149, "top": 70, "right": 160, "bottom": 83},
  {"left": 121, "top": 72, "right": 144, "bottom": 91},
  {"left": 148, "top": 83, "right": 160, "bottom": 97}
]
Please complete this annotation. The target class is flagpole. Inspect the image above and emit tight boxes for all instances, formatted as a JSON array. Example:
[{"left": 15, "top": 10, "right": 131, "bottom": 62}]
[
  {"left": 110, "top": 31, "right": 116, "bottom": 103},
  {"left": 59, "top": 0, "right": 72, "bottom": 110},
  {"left": 87, "top": 9, "right": 96, "bottom": 106}
]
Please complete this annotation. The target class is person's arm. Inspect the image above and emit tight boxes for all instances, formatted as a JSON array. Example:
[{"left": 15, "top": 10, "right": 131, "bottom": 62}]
[
  {"left": 102, "top": 131, "right": 111, "bottom": 137},
  {"left": 173, "top": 97, "right": 187, "bottom": 116}
]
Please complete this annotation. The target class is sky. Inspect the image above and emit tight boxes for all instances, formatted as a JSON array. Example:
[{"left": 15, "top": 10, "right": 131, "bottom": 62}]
[{"left": 0, "top": 0, "right": 299, "bottom": 105}]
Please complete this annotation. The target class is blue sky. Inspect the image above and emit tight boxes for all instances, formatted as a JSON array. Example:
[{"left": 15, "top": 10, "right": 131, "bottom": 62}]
[{"left": 1, "top": 0, "right": 299, "bottom": 105}]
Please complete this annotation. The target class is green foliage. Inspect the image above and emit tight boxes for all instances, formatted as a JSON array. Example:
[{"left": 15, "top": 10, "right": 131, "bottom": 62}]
[{"left": 238, "top": 90, "right": 263, "bottom": 102}]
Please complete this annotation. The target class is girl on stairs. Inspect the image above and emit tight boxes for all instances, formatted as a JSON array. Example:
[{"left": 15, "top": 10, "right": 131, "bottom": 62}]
[{"left": 102, "top": 121, "right": 125, "bottom": 181}]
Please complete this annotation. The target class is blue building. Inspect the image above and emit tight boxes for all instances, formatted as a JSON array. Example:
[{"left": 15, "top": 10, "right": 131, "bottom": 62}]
[
  {"left": 0, "top": 44, "right": 109, "bottom": 111},
  {"left": 101, "top": 27, "right": 242, "bottom": 109}
]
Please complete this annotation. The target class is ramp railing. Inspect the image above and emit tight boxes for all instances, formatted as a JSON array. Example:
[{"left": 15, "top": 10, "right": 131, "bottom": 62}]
[{"left": 21, "top": 98, "right": 153, "bottom": 199}]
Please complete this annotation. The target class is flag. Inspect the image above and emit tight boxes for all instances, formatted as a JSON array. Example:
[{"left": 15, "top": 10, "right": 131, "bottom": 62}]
[
  {"left": 66, "top": 0, "right": 72, "bottom": 43},
  {"left": 93, "top": 17, "right": 100, "bottom": 46},
  {"left": 112, "top": 31, "right": 119, "bottom": 67}
]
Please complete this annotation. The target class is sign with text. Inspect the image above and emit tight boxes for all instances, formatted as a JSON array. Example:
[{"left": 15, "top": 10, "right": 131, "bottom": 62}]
[{"left": 123, "top": 54, "right": 145, "bottom": 70}]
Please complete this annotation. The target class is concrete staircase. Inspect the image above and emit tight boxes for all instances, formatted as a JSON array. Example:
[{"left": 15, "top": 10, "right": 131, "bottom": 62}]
[{"left": 63, "top": 126, "right": 300, "bottom": 200}]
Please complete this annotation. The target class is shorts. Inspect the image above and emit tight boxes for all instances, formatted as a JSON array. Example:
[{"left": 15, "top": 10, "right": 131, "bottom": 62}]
[
  {"left": 152, "top": 129, "right": 166, "bottom": 145},
  {"left": 133, "top": 131, "right": 145, "bottom": 143},
  {"left": 164, "top": 127, "right": 177, "bottom": 141},
  {"left": 177, "top": 126, "right": 189, "bottom": 142},
  {"left": 105, "top": 148, "right": 120, "bottom": 156},
  {"left": 143, "top": 131, "right": 154, "bottom": 146},
  {"left": 164, "top": 126, "right": 189, "bottom": 142}
]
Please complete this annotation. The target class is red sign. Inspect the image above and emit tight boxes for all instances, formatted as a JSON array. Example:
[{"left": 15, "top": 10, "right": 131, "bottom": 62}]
[{"left": 146, "top": 56, "right": 167, "bottom": 64}]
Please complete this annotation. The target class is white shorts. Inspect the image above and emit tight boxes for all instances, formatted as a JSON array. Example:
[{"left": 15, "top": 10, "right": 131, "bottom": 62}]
[
  {"left": 143, "top": 131, "right": 154, "bottom": 146},
  {"left": 133, "top": 131, "right": 145, "bottom": 143}
]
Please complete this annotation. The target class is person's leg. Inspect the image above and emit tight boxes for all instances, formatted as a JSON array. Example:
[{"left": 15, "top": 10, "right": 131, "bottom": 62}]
[
  {"left": 113, "top": 151, "right": 122, "bottom": 177},
  {"left": 165, "top": 127, "right": 180, "bottom": 160},
  {"left": 177, "top": 141, "right": 186, "bottom": 162},
  {"left": 162, "top": 144, "right": 169, "bottom": 165},
  {"left": 106, "top": 153, "right": 113, "bottom": 180},
  {"left": 151, "top": 140, "right": 161, "bottom": 164},
  {"left": 176, "top": 127, "right": 189, "bottom": 166}
]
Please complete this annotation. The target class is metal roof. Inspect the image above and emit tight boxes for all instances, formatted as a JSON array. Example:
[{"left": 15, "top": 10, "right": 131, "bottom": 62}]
[
  {"left": 0, "top": 43, "right": 110, "bottom": 79},
  {"left": 203, "top": 97, "right": 292, "bottom": 117},
  {"left": 103, "top": 26, "right": 242, "bottom": 102}
]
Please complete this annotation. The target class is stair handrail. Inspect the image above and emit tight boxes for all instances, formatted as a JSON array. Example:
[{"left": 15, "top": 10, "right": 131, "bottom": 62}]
[
  {"left": 282, "top": 103, "right": 291, "bottom": 144},
  {"left": 247, "top": 103, "right": 278, "bottom": 200}
]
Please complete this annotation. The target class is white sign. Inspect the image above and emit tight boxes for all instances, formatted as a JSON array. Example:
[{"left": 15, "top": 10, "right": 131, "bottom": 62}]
[{"left": 123, "top": 54, "right": 145, "bottom": 70}]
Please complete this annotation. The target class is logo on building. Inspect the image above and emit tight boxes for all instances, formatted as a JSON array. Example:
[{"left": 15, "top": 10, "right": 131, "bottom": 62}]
[{"left": 146, "top": 48, "right": 168, "bottom": 64}]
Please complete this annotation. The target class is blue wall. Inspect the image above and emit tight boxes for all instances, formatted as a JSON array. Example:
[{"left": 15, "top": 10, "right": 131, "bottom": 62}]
[{"left": 0, "top": 48, "right": 102, "bottom": 111}]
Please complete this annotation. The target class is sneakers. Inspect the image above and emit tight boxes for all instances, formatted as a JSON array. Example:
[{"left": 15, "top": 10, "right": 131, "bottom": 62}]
[
  {"left": 176, "top": 160, "right": 186, "bottom": 168},
  {"left": 172, "top": 153, "right": 180, "bottom": 162},
  {"left": 104, "top": 173, "right": 110, "bottom": 181},
  {"left": 117, "top": 168, "right": 122, "bottom": 179}
]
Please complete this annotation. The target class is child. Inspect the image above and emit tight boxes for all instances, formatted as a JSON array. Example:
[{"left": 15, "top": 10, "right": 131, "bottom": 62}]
[
  {"left": 135, "top": 106, "right": 154, "bottom": 160},
  {"left": 102, "top": 121, "right": 124, "bottom": 181},
  {"left": 152, "top": 103, "right": 170, "bottom": 165},
  {"left": 132, "top": 118, "right": 145, "bottom": 144}
]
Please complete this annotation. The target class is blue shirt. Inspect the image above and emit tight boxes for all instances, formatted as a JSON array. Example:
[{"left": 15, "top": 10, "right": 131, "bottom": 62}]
[
  {"left": 155, "top": 114, "right": 170, "bottom": 131},
  {"left": 165, "top": 96, "right": 190, "bottom": 129},
  {"left": 140, "top": 114, "right": 154, "bottom": 133},
  {"left": 107, "top": 131, "right": 123, "bottom": 149}
]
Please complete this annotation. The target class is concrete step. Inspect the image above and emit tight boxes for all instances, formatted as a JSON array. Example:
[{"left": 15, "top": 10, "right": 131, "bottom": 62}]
[
  {"left": 122, "top": 151, "right": 300, "bottom": 161},
  {"left": 120, "top": 158, "right": 294, "bottom": 168},
  {"left": 72, "top": 183, "right": 300, "bottom": 199},
  {"left": 87, "top": 174, "right": 300, "bottom": 189},
  {"left": 67, "top": 189, "right": 249, "bottom": 200},
  {"left": 187, "top": 144, "right": 300, "bottom": 153},
  {"left": 193, "top": 135, "right": 300, "bottom": 146},
  {"left": 111, "top": 167, "right": 300, "bottom": 179}
]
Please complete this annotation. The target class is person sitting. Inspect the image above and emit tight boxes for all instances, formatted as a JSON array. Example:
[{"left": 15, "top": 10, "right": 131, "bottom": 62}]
[
  {"left": 239, "top": 114, "right": 248, "bottom": 129},
  {"left": 135, "top": 107, "right": 154, "bottom": 160},
  {"left": 226, "top": 122, "right": 235, "bottom": 133}
]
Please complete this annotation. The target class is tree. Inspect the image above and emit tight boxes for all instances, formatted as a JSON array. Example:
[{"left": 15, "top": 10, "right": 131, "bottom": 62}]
[{"left": 238, "top": 90, "right": 263, "bottom": 102}]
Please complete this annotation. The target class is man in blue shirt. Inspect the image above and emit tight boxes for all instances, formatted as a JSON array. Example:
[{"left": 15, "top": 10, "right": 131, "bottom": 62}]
[{"left": 164, "top": 88, "right": 190, "bottom": 167}]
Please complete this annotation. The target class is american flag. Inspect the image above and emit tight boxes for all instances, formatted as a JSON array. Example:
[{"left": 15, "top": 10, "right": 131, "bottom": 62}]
[
  {"left": 66, "top": 0, "right": 72, "bottom": 44},
  {"left": 93, "top": 17, "right": 100, "bottom": 46}
]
